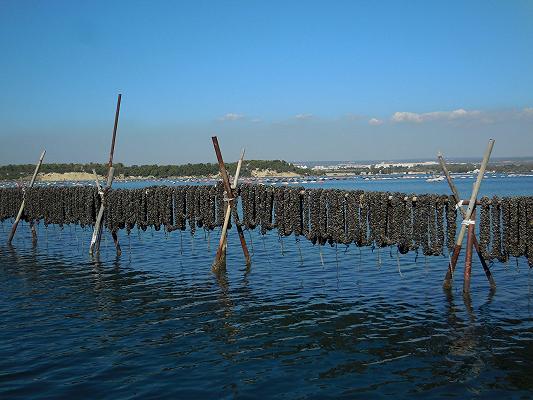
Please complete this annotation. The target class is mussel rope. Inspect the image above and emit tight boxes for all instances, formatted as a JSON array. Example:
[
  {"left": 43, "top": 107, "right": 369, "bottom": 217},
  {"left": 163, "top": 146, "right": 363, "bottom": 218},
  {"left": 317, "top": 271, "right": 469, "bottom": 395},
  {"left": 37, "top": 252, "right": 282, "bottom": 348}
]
[
  {"left": 489, "top": 196, "right": 503, "bottom": 261},
  {"left": 479, "top": 196, "right": 491, "bottom": 260},
  {"left": 518, "top": 196, "right": 528, "bottom": 258},
  {"left": 446, "top": 195, "right": 457, "bottom": 253}
]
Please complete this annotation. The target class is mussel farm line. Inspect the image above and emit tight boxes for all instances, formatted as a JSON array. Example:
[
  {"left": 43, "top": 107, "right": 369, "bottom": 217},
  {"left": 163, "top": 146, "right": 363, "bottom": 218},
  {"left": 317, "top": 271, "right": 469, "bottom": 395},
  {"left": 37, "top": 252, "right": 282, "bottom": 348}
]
[{"left": 1, "top": 184, "right": 532, "bottom": 267}]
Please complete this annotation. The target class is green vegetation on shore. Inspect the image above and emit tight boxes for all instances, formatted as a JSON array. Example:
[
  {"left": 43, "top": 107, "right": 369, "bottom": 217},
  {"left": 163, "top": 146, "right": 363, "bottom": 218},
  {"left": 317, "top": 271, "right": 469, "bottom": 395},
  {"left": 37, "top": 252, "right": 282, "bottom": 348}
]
[
  {"left": 0, "top": 160, "right": 308, "bottom": 180},
  {"left": 1, "top": 160, "right": 532, "bottom": 181}
]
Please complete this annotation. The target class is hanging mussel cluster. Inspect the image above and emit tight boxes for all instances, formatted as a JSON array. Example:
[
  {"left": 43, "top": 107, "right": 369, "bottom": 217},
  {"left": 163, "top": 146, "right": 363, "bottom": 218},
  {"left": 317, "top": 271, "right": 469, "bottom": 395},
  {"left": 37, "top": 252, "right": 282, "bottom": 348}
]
[
  {"left": 0, "top": 185, "right": 531, "bottom": 265},
  {"left": 0, "top": 186, "right": 100, "bottom": 227},
  {"left": 486, "top": 196, "right": 533, "bottom": 266},
  {"left": 239, "top": 186, "right": 456, "bottom": 256},
  {"left": 238, "top": 187, "right": 530, "bottom": 265},
  {"left": 0, "top": 187, "right": 24, "bottom": 222},
  {"left": 103, "top": 185, "right": 223, "bottom": 234},
  {"left": 0, "top": 185, "right": 226, "bottom": 234}
]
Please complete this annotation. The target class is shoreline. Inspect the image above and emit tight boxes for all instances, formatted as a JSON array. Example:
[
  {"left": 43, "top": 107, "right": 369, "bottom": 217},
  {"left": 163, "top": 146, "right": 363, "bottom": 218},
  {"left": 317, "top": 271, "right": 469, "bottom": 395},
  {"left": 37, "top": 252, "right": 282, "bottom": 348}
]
[{"left": 1, "top": 171, "right": 533, "bottom": 186}]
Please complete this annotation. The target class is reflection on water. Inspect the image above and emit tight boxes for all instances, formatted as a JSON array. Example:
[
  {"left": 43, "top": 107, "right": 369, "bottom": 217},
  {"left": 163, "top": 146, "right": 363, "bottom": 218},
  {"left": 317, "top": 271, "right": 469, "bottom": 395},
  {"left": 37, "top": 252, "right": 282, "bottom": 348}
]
[{"left": 1, "top": 213, "right": 533, "bottom": 398}]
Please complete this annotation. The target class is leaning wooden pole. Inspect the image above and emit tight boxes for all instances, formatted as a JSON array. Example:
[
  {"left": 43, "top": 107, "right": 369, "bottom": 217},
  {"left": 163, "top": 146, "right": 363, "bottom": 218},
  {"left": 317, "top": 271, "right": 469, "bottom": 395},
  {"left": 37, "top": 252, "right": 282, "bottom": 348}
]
[
  {"left": 463, "top": 207, "right": 476, "bottom": 293},
  {"left": 443, "top": 139, "right": 495, "bottom": 289},
  {"left": 89, "top": 94, "right": 122, "bottom": 256},
  {"left": 108, "top": 94, "right": 122, "bottom": 256},
  {"left": 438, "top": 152, "right": 496, "bottom": 288},
  {"left": 213, "top": 149, "right": 245, "bottom": 272},
  {"left": 211, "top": 137, "right": 251, "bottom": 270},
  {"left": 89, "top": 167, "right": 115, "bottom": 255},
  {"left": 7, "top": 149, "right": 46, "bottom": 245}
]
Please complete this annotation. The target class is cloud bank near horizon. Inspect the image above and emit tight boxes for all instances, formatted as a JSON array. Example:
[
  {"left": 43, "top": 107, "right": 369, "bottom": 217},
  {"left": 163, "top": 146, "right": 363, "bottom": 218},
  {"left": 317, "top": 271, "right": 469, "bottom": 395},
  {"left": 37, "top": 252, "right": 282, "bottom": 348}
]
[
  {"left": 1, "top": 106, "right": 531, "bottom": 166},
  {"left": 216, "top": 107, "right": 533, "bottom": 126}
]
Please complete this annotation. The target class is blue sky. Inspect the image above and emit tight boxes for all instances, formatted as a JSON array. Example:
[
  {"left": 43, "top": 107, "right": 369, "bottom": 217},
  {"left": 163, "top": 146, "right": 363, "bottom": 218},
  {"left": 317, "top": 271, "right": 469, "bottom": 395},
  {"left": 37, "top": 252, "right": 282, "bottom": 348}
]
[{"left": 0, "top": 0, "right": 532, "bottom": 164}]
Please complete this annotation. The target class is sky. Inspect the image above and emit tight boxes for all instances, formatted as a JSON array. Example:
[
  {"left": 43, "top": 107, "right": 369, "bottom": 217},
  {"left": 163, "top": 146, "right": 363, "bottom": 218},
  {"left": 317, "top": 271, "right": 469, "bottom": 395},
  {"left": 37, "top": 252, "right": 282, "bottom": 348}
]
[{"left": 0, "top": 0, "right": 532, "bottom": 165}]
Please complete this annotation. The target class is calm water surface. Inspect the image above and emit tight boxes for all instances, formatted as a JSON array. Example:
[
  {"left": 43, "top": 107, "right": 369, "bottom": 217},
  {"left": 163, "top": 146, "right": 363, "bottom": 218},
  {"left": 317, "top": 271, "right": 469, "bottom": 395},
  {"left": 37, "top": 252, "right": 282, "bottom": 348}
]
[{"left": 1, "top": 176, "right": 532, "bottom": 399}]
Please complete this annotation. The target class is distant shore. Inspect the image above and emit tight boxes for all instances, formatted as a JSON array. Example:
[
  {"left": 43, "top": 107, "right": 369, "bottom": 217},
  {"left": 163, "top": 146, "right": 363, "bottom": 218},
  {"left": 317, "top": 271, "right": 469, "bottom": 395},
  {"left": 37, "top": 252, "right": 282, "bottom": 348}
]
[
  {"left": 34, "top": 169, "right": 303, "bottom": 182},
  {"left": 1, "top": 158, "right": 532, "bottom": 183}
]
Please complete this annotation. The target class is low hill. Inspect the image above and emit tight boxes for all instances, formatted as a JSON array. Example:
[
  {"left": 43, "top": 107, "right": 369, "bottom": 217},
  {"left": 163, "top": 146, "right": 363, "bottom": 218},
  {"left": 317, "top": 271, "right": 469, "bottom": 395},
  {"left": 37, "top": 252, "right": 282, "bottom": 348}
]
[{"left": 0, "top": 160, "right": 309, "bottom": 181}]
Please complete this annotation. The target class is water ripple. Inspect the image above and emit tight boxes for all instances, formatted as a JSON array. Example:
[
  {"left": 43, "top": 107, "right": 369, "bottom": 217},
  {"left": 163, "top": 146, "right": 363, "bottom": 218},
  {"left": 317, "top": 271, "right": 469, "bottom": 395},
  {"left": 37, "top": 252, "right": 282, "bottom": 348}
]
[{"left": 1, "top": 219, "right": 533, "bottom": 399}]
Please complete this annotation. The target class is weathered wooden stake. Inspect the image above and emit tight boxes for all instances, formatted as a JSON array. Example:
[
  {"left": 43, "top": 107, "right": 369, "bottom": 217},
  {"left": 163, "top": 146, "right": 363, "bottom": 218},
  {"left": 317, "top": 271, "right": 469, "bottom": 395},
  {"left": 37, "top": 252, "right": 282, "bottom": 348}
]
[
  {"left": 443, "top": 139, "right": 495, "bottom": 289},
  {"left": 215, "top": 148, "right": 245, "bottom": 268},
  {"left": 7, "top": 149, "right": 46, "bottom": 245},
  {"left": 90, "top": 167, "right": 115, "bottom": 255},
  {"left": 89, "top": 93, "right": 122, "bottom": 256},
  {"left": 463, "top": 207, "right": 476, "bottom": 293},
  {"left": 438, "top": 152, "right": 496, "bottom": 288},
  {"left": 212, "top": 137, "right": 251, "bottom": 271},
  {"left": 217, "top": 148, "right": 245, "bottom": 264}
]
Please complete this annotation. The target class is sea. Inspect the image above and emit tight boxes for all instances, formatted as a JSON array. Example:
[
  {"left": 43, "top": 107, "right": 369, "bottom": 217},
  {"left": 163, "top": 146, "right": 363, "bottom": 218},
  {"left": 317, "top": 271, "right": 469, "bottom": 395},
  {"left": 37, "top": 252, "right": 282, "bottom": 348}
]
[{"left": 1, "top": 174, "right": 532, "bottom": 399}]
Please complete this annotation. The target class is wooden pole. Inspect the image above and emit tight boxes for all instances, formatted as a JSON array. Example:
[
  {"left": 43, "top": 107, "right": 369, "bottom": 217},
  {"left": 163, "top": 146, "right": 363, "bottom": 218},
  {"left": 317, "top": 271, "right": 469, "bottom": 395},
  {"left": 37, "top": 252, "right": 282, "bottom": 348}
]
[
  {"left": 89, "top": 93, "right": 122, "bottom": 256},
  {"left": 438, "top": 153, "right": 496, "bottom": 288},
  {"left": 231, "top": 149, "right": 245, "bottom": 190},
  {"left": 7, "top": 149, "right": 46, "bottom": 245},
  {"left": 211, "top": 137, "right": 251, "bottom": 270},
  {"left": 93, "top": 169, "right": 102, "bottom": 192},
  {"left": 443, "top": 139, "right": 494, "bottom": 288},
  {"left": 90, "top": 167, "right": 115, "bottom": 255},
  {"left": 463, "top": 208, "right": 476, "bottom": 293},
  {"left": 216, "top": 148, "right": 245, "bottom": 263},
  {"left": 215, "top": 148, "right": 245, "bottom": 268},
  {"left": 109, "top": 94, "right": 122, "bottom": 256},
  {"left": 108, "top": 94, "right": 121, "bottom": 174}
]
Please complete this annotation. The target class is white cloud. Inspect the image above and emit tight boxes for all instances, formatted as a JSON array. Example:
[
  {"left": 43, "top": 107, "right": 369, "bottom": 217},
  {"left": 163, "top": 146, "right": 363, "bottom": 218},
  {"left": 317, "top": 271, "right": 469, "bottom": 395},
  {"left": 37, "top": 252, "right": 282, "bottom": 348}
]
[
  {"left": 368, "top": 118, "right": 383, "bottom": 126},
  {"left": 295, "top": 113, "right": 313, "bottom": 120},
  {"left": 391, "top": 108, "right": 481, "bottom": 123},
  {"left": 219, "top": 113, "right": 245, "bottom": 121},
  {"left": 523, "top": 107, "right": 533, "bottom": 116}
]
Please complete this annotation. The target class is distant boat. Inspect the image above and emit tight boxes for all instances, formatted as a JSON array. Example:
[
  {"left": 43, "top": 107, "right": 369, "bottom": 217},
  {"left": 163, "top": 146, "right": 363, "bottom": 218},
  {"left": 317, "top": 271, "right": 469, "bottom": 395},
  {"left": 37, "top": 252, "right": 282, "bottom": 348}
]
[{"left": 426, "top": 176, "right": 445, "bottom": 182}]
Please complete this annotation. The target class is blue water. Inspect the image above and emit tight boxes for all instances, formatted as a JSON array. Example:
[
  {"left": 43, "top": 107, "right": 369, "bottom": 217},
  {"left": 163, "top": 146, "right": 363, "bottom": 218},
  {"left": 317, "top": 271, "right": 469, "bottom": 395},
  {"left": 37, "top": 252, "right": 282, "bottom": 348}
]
[
  {"left": 109, "top": 173, "right": 533, "bottom": 197},
  {"left": 1, "top": 176, "right": 532, "bottom": 399}
]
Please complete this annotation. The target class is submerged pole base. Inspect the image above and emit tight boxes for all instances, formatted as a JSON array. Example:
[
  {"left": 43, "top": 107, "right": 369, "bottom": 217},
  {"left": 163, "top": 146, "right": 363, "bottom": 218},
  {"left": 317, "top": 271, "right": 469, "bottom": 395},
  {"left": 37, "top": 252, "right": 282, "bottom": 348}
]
[
  {"left": 212, "top": 249, "right": 227, "bottom": 274},
  {"left": 443, "top": 245, "right": 462, "bottom": 289},
  {"left": 112, "top": 231, "right": 122, "bottom": 256},
  {"left": 30, "top": 222, "right": 37, "bottom": 245}
]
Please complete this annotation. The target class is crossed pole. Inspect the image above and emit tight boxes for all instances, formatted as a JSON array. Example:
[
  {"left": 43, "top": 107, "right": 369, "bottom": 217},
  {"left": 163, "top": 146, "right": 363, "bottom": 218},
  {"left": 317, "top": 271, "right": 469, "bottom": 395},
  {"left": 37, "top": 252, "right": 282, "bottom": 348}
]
[
  {"left": 441, "top": 139, "right": 495, "bottom": 292},
  {"left": 211, "top": 136, "right": 251, "bottom": 272}
]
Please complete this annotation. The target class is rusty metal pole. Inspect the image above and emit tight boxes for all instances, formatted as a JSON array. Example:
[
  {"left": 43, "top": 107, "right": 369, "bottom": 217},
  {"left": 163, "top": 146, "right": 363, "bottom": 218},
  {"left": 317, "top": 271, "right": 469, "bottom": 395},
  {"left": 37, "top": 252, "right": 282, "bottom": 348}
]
[
  {"left": 438, "top": 153, "right": 496, "bottom": 289},
  {"left": 212, "top": 137, "right": 251, "bottom": 269},
  {"left": 463, "top": 208, "right": 476, "bottom": 293},
  {"left": 443, "top": 139, "right": 494, "bottom": 289},
  {"left": 7, "top": 149, "right": 46, "bottom": 245}
]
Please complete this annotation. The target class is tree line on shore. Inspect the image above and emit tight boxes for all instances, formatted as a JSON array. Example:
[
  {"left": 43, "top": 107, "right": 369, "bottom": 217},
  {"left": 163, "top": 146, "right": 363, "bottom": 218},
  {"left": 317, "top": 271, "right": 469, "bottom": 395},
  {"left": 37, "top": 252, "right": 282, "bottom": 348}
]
[
  {"left": 0, "top": 159, "right": 532, "bottom": 181},
  {"left": 0, "top": 160, "right": 307, "bottom": 180}
]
